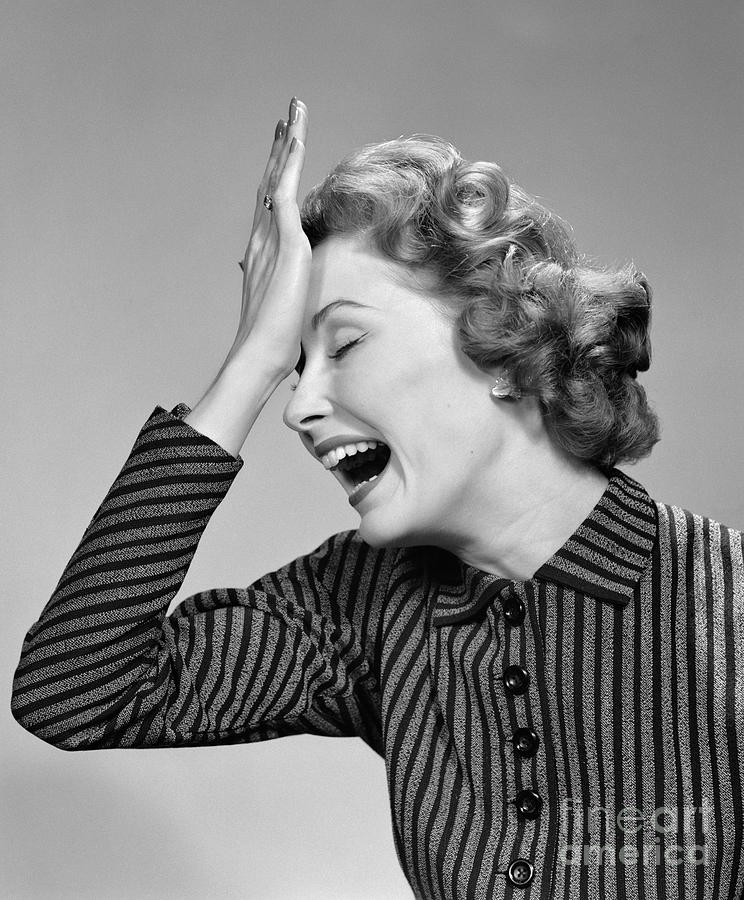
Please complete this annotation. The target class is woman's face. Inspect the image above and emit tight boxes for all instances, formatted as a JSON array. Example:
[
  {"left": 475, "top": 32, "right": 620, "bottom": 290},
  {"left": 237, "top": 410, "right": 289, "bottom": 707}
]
[{"left": 283, "top": 233, "right": 506, "bottom": 549}]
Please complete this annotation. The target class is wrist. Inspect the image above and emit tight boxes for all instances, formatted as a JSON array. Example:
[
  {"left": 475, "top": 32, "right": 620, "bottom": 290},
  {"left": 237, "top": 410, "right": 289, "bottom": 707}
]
[{"left": 220, "top": 339, "right": 294, "bottom": 388}]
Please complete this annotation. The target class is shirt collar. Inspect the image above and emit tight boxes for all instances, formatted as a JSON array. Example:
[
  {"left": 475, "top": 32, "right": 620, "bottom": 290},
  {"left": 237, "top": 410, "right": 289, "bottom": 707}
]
[{"left": 428, "top": 468, "right": 658, "bottom": 627}]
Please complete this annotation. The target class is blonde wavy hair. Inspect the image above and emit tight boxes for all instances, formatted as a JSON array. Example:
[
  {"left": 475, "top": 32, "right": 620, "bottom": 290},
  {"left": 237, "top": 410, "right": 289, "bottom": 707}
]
[{"left": 300, "top": 135, "right": 660, "bottom": 470}]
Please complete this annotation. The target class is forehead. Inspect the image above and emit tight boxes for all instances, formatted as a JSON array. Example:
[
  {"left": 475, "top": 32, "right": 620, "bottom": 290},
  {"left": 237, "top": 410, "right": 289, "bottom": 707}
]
[{"left": 305, "top": 234, "right": 442, "bottom": 320}]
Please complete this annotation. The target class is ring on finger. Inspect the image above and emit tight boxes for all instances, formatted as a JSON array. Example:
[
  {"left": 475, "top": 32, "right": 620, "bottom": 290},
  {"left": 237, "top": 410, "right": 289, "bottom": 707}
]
[{"left": 263, "top": 194, "right": 273, "bottom": 211}]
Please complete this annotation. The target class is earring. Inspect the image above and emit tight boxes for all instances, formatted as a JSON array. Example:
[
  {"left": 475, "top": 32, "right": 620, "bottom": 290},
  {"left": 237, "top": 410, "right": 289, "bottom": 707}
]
[{"left": 490, "top": 374, "right": 522, "bottom": 401}]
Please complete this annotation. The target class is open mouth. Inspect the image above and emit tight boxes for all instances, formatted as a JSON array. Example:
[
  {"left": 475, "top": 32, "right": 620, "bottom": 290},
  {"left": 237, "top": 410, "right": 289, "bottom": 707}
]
[{"left": 330, "top": 442, "right": 392, "bottom": 495}]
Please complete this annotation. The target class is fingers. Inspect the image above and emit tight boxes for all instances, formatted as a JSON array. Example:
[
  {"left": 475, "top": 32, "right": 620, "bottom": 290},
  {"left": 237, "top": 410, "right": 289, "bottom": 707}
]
[
  {"left": 269, "top": 97, "right": 308, "bottom": 197},
  {"left": 251, "top": 119, "right": 286, "bottom": 234},
  {"left": 272, "top": 137, "right": 306, "bottom": 233},
  {"left": 244, "top": 98, "right": 308, "bottom": 272},
  {"left": 261, "top": 118, "right": 287, "bottom": 191},
  {"left": 269, "top": 98, "right": 308, "bottom": 239}
]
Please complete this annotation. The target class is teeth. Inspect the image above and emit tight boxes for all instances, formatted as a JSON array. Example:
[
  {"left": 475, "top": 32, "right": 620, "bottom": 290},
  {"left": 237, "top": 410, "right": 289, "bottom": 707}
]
[
  {"left": 318, "top": 439, "right": 385, "bottom": 470},
  {"left": 350, "top": 474, "right": 379, "bottom": 494}
]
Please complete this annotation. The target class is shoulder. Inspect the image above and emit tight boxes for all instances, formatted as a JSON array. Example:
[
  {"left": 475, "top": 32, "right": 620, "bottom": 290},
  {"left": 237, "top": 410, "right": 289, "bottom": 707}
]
[
  {"left": 653, "top": 501, "right": 743, "bottom": 596},
  {"left": 654, "top": 500, "right": 743, "bottom": 553}
]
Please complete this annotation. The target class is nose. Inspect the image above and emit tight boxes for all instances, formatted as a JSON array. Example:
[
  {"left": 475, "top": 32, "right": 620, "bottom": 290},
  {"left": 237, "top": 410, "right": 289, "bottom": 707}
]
[{"left": 282, "top": 367, "right": 334, "bottom": 437}]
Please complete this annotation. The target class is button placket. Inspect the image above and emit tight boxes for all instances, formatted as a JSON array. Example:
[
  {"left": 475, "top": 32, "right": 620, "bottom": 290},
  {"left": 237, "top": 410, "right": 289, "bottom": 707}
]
[{"left": 500, "top": 585, "right": 543, "bottom": 888}]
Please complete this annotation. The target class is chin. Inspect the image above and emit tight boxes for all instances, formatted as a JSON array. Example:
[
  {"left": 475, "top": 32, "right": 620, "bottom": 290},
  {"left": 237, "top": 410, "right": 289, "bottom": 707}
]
[
  {"left": 356, "top": 511, "right": 428, "bottom": 550},
  {"left": 357, "top": 516, "right": 400, "bottom": 549}
]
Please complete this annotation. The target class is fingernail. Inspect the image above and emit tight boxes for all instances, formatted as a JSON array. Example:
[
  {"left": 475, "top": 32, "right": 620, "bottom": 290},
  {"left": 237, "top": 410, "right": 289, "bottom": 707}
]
[
  {"left": 274, "top": 119, "right": 285, "bottom": 140},
  {"left": 290, "top": 136, "right": 298, "bottom": 152},
  {"left": 289, "top": 97, "right": 298, "bottom": 125}
]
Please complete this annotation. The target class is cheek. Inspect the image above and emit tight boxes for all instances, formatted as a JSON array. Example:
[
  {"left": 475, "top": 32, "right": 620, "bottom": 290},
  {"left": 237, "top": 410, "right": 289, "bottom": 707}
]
[
  {"left": 334, "top": 332, "right": 473, "bottom": 441},
  {"left": 332, "top": 368, "right": 378, "bottom": 409}
]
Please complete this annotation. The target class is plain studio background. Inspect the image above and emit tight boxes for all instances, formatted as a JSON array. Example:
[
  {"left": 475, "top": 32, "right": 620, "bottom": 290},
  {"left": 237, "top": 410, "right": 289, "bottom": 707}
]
[{"left": 1, "top": 2, "right": 742, "bottom": 898}]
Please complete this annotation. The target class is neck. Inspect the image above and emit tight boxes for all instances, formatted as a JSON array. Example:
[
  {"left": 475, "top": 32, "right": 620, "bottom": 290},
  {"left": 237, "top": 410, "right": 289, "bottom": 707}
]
[{"left": 442, "top": 432, "right": 610, "bottom": 581}]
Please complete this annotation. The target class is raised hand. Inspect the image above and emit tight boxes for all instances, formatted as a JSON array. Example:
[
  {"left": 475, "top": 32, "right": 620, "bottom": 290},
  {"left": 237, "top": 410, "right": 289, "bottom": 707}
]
[
  {"left": 228, "top": 96, "right": 311, "bottom": 379},
  {"left": 183, "top": 98, "right": 311, "bottom": 458}
]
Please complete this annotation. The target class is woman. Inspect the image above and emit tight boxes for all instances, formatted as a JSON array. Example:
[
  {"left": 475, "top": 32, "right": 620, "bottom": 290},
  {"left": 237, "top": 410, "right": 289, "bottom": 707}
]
[{"left": 11, "top": 98, "right": 744, "bottom": 899}]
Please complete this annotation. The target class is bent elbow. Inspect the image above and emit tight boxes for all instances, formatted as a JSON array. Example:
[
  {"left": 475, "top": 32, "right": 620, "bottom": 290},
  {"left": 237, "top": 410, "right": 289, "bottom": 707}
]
[{"left": 10, "top": 692, "right": 90, "bottom": 752}]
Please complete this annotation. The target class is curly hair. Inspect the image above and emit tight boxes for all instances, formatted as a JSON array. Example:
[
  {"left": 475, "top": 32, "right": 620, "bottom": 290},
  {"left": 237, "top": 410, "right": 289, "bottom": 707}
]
[{"left": 300, "top": 135, "right": 660, "bottom": 470}]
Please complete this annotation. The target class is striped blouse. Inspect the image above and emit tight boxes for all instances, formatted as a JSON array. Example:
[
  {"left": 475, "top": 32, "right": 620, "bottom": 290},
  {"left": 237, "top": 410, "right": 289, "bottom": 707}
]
[{"left": 11, "top": 403, "right": 744, "bottom": 900}]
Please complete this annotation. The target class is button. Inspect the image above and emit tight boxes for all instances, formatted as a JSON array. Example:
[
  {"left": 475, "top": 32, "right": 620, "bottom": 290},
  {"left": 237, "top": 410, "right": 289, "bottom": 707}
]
[
  {"left": 502, "top": 596, "right": 525, "bottom": 626},
  {"left": 512, "top": 727, "right": 540, "bottom": 757},
  {"left": 507, "top": 858, "right": 534, "bottom": 886},
  {"left": 503, "top": 665, "right": 529, "bottom": 694},
  {"left": 515, "top": 789, "right": 543, "bottom": 818}
]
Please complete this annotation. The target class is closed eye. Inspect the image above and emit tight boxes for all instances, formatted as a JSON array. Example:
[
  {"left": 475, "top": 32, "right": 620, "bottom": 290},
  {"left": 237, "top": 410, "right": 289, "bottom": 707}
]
[
  {"left": 329, "top": 334, "right": 366, "bottom": 360},
  {"left": 289, "top": 333, "right": 367, "bottom": 391}
]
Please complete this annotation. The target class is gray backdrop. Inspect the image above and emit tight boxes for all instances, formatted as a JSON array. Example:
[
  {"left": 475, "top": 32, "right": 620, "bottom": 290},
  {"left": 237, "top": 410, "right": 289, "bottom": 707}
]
[{"left": 2, "top": 1, "right": 742, "bottom": 898}]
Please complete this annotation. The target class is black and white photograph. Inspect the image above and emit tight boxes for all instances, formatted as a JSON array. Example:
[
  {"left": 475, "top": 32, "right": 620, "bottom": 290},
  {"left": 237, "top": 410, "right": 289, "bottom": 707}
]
[{"left": 3, "top": 2, "right": 743, "bottom": 898}]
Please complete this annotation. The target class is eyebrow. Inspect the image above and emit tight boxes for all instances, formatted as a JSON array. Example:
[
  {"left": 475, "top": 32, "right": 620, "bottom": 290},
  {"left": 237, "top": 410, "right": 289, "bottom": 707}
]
[{"left": 310, "top": 299, "right": 375, "bottom": 330}]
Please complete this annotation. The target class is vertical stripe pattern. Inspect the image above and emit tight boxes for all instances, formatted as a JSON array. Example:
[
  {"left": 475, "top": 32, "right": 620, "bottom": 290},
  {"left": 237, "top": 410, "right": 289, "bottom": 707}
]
[{"left": 11, "top": 403, "right": 744, "bottom": 899}]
